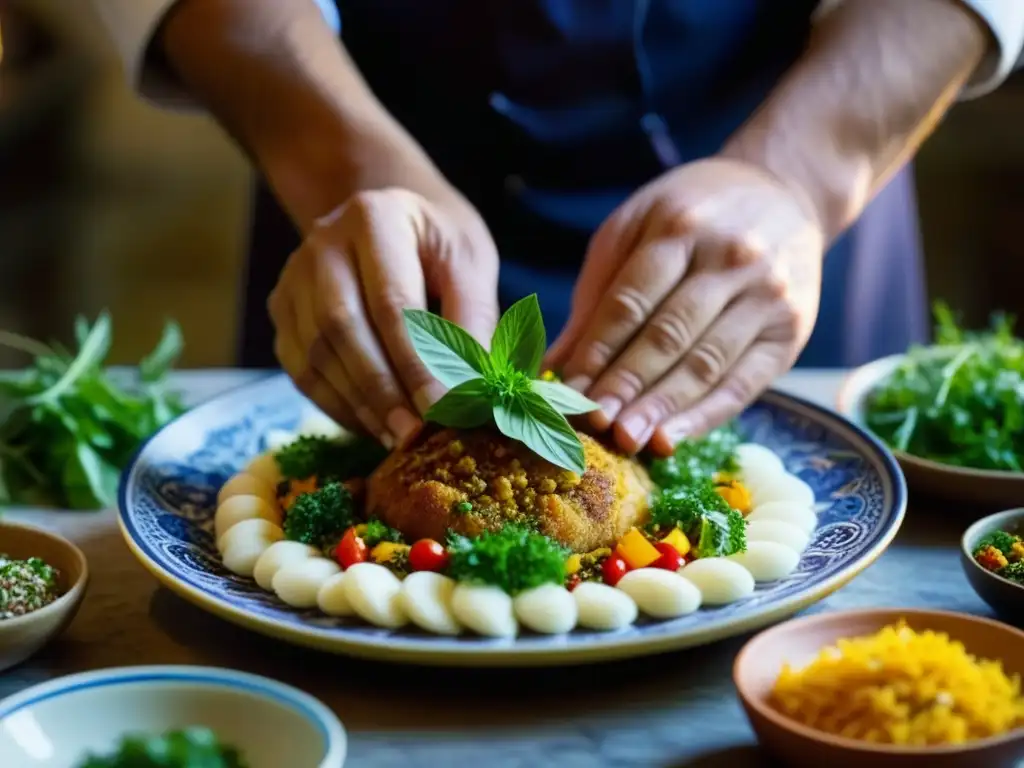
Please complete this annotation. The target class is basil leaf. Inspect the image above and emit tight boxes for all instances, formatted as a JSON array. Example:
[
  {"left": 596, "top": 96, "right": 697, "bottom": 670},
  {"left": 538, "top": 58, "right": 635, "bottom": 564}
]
[
  {"left": 403, "top": 309, "right": 491, "bottom": 387},
  {"left": 140, "top": 320, "right": 184, "bottom": 382},
  {"left": 425, "top": 378, "right": 494, "bottom": 428},
  {"left": 493, "top": 390, "right": 585, "bottom": 474},
  {"left": 532, "top": 379, "right": 600, "bottom": 415},
  {"left": 490, "top": 294, "right": 546, "bottom": 377}
]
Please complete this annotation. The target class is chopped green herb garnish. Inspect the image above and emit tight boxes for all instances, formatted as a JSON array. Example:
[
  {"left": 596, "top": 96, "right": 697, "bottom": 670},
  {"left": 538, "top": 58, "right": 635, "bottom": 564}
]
[
  {"left": 0, "top": 313, "right": 185, "bottom": 509},
  {"left": 647, "top": 424, "right": 741, "bottom": 488},
  {"left": 274, "top": 434, "right": 388, "bottom": 483},
  {"left": 447, "top": 524, "right": 568, "bottom": 594},
  {"left": 975, "top": 530, "right": 1020, "bottom": 558},
  {"left": 998, "top": 561, "right": 1024, "bottom": 585},
  {"left": 362, "top": 517, "right": 403, "bottom": 547},
  {"left": 283, "top": 481, "right": 355, "bottom": 550},
  {"left": 452, "top": 500, "right": 473, "bottom": 514},
  {"left": 648, "top": 478, "right": 746, "bottom": 558},
  {"left": 404, "top": 295, "right": 600, "bottom": 474},
  {"left": 864, "top": 301, "right": 1023, "bottom": 472},
  {"left": 76, "top": 726, "right": 247, "bottom": 768}
]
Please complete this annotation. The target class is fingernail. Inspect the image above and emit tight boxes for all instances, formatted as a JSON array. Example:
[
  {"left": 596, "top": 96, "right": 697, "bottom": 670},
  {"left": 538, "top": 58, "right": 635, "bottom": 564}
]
[
  {"left": 564, "top": 376, "right": 590, "bottom": 393},
  {"left": 413, "top": 382, "right": 446, "bottom": 414},
  {"left": 597, "top": 396, "right": 621, "bottom": 423},
  {"left": 387, "top": 407, "right": 422, "bottom": 447},
  {"left": 619, "top": 413, "right": 654, "bottom": 449},
  {"left": 379, "top": 432, "right": 395, "bottom": 450}
]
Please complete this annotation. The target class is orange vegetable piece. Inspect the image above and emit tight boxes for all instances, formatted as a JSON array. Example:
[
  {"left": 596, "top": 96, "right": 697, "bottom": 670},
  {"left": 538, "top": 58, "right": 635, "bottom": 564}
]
[
  {"left": 615, "top": 527, "right": 661, "bottom": 570},
  {"left": 280, "top": 476, "right": 318, "bottom": 511},
  {"left": 661, "top": 527, "right": 691, "bottom": 558},
  {"left": 716, "top": 480, "right": 752, "bottom": 515}
]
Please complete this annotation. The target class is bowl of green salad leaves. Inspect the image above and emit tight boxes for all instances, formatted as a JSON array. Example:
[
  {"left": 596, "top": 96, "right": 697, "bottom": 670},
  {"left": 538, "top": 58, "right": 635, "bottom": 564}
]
[
  {"left": 0, "top": 666, "right": 346, "bottom": 768},
  {"left": 837, "top": 302, "right": 1023, "bottom": 507}
]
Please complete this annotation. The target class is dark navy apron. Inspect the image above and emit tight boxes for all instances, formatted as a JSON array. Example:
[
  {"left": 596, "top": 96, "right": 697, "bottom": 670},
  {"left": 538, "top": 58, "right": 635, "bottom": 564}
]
[{"left": 240, "top": 0, "right": 928, "bottom": 369}]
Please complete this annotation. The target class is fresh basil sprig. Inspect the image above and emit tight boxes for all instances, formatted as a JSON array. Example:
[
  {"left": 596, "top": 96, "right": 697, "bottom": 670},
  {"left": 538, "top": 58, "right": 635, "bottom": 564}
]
[{"left": 403, "top": 295, "right": 599, "bottom": 473}]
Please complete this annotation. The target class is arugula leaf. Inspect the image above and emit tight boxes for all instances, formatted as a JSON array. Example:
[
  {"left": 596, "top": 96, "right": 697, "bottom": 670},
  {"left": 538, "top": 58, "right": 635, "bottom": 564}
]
[
  {"left": 402, "top": 309, "right": 491, "bottom": 387},
  {"left": 531, "top": 379, "right": 600, "bottom": 415},
  {"left": 425, "top": 378, "right": 494, "bottom": 428},
  {"left": 490, "top": 294, "right": 546, "bottom": 377},
  {"left": 494, "top": 390, "right": 585, "bottom": 474}
]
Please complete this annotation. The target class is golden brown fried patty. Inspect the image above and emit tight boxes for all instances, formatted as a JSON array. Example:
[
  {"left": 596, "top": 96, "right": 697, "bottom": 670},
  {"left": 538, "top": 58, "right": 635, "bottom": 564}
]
[{"left": 365, "top": 428, "right": 651, "bottom": 552}]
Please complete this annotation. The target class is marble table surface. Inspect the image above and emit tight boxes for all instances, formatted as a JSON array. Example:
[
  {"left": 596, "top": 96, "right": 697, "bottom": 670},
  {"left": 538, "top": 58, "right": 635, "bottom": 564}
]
[{"left": 0, "top": 369, "right": 1006, "bottom": 768}]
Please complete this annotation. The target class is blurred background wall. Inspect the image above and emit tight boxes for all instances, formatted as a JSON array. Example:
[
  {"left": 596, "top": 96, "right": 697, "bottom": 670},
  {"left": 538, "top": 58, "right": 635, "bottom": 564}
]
[{"left": 0, "top": 1, "right": 1021, "bottom": 369}]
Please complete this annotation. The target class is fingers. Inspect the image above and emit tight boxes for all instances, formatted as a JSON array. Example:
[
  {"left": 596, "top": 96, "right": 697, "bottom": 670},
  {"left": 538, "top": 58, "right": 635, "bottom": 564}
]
[
  {"left": 557, "top": 233, "right": 690, "bottom": 394},
  {"left": 583, "top": 263, "right": 742, "bottom": 432},
  {"left": 649, "top": 340, "right": 790, "bottom": 455},
  {"left": 437, "top": 248, "right": 500, "bottom": 347},
  {"left": 609, "top": 296, "right": 771, "bottom": 454}
]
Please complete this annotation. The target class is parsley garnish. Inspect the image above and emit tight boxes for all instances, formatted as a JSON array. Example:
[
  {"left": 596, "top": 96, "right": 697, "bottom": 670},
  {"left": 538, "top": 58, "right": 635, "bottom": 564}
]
[
  {"left": 647, "top": 424, "right": 741, "bottom": 488},
  {"left": 446, "top": 524, "right": 569, "bottom": 594},
  {"left": 648, "top": 478, "right": 747, "bottom": 558},
  {"left": 76, "top": 726, "right": 247, "bottom": 768},
  {"left": 403, "top": 295, "right": 599, "bottom": 474},
  {"left": 283, "top": 481, "right": 356, "bottom": 550},
  {"left": 274, "top": 434, "right": 388, "bottom": 482}
]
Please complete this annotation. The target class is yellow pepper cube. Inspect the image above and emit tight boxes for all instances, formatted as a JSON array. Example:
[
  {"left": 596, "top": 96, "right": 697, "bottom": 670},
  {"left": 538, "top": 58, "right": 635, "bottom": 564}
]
[
  {"left": 565, "top": 554, "right": 582, "bottom": 575},
  {"left": 371, "top": 542, "right": 409, "bottom": 564},
  {"left": 661, "top": 527, "right": 691, "bottom": 558},
  {"left": 716, "top": 480, "right": 752, "bottom": 515},
  {"left": 615, "top": 527, "right": 661, "bottom": 570}
]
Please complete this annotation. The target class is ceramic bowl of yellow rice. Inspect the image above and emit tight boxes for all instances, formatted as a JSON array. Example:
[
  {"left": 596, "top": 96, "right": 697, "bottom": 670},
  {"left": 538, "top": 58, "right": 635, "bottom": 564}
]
[{"left": 734, "top": 608, "right": 1024, "bottom": 768}]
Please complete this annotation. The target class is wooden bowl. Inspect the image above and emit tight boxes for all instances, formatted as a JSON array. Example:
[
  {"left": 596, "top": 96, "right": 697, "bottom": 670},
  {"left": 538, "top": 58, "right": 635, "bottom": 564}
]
[
  {"left": 734, "top": 608, "right": 1024, "bottom": 768},
  {"left": 962, "top": 508, "right": 1024, "bottom": 623},
  {"left": 836, "top": 354, "right": 1024, "bottom": 508},
  {"left": 0, "top": 521, "right": 88, "bottom": 671}
]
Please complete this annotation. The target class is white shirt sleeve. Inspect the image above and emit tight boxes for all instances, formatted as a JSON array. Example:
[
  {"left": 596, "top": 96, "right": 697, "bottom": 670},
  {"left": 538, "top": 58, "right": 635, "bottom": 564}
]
[
  {"left": 88, "top": 0, "right": 341, "bottom": 109},
  {"left": 957, "top": 0, "right": 1024, "bottom": 98}
]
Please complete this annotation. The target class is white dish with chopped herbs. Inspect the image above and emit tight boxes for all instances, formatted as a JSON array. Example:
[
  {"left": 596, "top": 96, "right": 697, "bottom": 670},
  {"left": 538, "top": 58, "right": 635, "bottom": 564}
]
[{"left": 119, "top": 296, "right": 906, "bottom": 665}]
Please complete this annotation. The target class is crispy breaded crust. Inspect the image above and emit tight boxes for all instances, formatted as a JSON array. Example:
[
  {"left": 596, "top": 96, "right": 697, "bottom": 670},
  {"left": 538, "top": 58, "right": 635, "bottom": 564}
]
[{"left": 365, "top": 427, "right": 651, "bottom": 552}]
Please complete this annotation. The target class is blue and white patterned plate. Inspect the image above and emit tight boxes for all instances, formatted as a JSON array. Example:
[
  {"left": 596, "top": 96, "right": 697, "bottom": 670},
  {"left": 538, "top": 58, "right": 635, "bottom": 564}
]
[{"left": 118, "top": 374, "right": 907, "bottom": 667}]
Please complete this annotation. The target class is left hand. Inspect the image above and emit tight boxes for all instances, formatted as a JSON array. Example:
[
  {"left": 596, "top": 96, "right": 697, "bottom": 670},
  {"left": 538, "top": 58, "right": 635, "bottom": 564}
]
[{"left": 545, "top": 157, "right": 825, "bottom": 456}]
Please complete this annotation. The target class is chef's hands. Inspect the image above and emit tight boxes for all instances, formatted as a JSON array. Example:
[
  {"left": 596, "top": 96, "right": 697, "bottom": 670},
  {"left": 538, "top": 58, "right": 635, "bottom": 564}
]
[
  {"left": 269, "top": 188, "right": 499, "bottom": 448},
  {"left": 547, "top": 158, "right": 825, "bottom": 456}
]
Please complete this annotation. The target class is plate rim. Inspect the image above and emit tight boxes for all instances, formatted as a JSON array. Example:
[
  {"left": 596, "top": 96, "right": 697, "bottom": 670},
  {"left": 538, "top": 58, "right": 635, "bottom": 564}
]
[{"left": 117, "top": 375, "right": 908, "bottom": 667}]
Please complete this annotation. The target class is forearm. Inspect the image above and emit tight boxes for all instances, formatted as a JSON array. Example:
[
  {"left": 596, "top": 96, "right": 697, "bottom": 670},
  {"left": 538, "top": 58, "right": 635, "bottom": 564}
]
[
  {"left": 721, "top": 0, "right": 989, "bottom": 241},
  {"left": 158, "top": 0, "right": 452, "bottom": 231}
]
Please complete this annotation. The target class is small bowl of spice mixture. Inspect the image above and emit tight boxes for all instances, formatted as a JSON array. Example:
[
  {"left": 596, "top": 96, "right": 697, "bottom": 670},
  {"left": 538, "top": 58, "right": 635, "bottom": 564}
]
[
  {"left": 734, "top": 608, "right": 1024, "bottom": 768},
  {"left": 0, "top": 520, "right": 88, "bottom": 671},
  {"left": 962, "top": 508, "right": 1024, "bottom": 621}
]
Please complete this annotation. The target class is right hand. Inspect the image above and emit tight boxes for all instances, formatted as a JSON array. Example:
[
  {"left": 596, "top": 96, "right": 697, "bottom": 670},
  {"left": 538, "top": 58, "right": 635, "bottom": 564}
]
[{"left": 268, "top": 187, "right": 499, "bottom": 448}]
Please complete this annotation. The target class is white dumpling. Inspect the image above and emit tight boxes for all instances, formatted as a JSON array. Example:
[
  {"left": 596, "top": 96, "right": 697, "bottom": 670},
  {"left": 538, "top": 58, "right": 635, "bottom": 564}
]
[
  {"left": 451, "top": 584, "right": 517, "bottom": 638},
  {"left": 298, "top": 411, "right": 345, "bottom": 440},
  {"left": 217, "top": 517, "right": 283, "bottom": 556},
  {"left": 746, "top": 501, "right": 817, "bottom": 535},
  {"left": 727, "top": 541, "right": 801, "bottom": 582},
  {"left": 573, "top": 582, "right": 638, "bottom": 631},
  {"left": 400, "top": 572, "right": 461, "bottom": 636},
  {"left": 616, "top": 569, "right": 702, "bottom": 619},
  {"left": 342, "top": 562, "right": 408, "bottom": 629},
  {"left": 317, "top": 572, "right": 355, "bottom": 617},
  {"left": 265, "top": 429, "right": 299, "bottom": 453},
  {"left": 513, "top": 584, "right": 577, "bottom": 634},
  {"left": 681, "top": 558, "right": 755, "bottom": 605},
  {"left": 217, "top": 472, "right": 277, "bottom": 508},
  {"left": 215, "top": 494, "right": 282, "bottom": 542},
  {"left": 272, "top": 557, "right": 340, "bottom": 608},
  {"left": 220, "top": 520, "right": 284, "bottom": 577},
  {"left": 246, "top": 452, "right": 283, "bottom": 489},
  {"left": 746, "top": 519, "right": 810, "bottom": 554},
  {"left": 735, "top": 443, "right": 784, "bottom": 478},
  {"left": 254, "top": 541, "right": 320, "bottom": 591},
  {"left": 750, "top": 472, "right": 815, "bottom": 508}
]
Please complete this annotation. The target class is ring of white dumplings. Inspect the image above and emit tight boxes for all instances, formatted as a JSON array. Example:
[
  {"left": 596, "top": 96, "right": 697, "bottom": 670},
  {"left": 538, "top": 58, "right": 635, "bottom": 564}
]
[{"left": 215, "top": 438, "right": 818, "bottom": 637}]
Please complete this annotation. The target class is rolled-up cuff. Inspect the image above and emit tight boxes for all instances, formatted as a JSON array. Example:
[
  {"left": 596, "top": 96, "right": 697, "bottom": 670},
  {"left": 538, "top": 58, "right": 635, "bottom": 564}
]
[{"left": 958, "top": 0, "right": 1024, "bottom": 98}]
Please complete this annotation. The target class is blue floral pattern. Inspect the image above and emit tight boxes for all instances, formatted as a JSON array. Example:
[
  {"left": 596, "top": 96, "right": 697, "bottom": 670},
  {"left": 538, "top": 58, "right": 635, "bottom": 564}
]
[{"left": 119, "top": 374, "right": 906, "bottom": 657}]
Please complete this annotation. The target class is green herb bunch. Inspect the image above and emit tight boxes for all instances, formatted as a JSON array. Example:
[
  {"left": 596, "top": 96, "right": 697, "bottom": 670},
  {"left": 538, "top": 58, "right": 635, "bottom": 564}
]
[
  {"left": 76, "top": 726, "right": 248, "bottom": 768},
  {"left": 974, "top": 530, "right": 1020, "bottom": 558},
  {"left": 999, "top": 561, "right": 1024, "bottom": 585},
  {"left": 864, "top": 302, "right": 1023, "bottom": 472},
  {"left": 403, "top": 295, "right": 599, "bottom": 473},
  {"left": 648, "top": 479, "right": 747, "bottom": 558},
  {"left": 362, "top": 517, "right": 403, "bottom": 547},
  {"left": 648, "top": 424, "right": 741, "bottom": 488},
  {"left": 283, "top": 481, "right": 356, "bottom": 550},
  {"left": 274, "top": 434, "right": 388, "bottom": 482},
  {"left": 0, "top": 313, "right": 185, "bottom": 509},
  {"left": 447, "top": 523, "right": 569, "bottom": 594}
]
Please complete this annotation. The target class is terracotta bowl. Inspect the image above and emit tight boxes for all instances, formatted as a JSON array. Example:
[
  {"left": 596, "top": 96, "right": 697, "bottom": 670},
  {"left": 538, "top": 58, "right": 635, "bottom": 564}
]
[
  {"left": 734, "top": 608, "right": 1024, "bottom": 768},
  {"left": 836, "top": 354, "right": 1024, "bottom": 507},
  {"left": 0, "top": 521, "right": 88, "bottom": 671},
  {"left": 961, "top": 508, "right": 1024, "bottom": 623}
]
